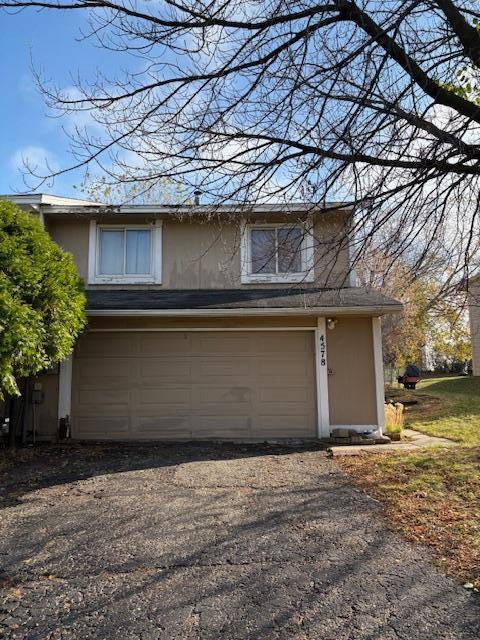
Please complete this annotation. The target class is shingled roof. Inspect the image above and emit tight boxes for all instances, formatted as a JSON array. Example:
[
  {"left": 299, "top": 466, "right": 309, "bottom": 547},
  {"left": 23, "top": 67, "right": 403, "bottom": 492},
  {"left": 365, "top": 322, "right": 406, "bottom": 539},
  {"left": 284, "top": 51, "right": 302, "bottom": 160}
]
[{"left": 86, "top": 287, "right": 402, "bottom": 315}]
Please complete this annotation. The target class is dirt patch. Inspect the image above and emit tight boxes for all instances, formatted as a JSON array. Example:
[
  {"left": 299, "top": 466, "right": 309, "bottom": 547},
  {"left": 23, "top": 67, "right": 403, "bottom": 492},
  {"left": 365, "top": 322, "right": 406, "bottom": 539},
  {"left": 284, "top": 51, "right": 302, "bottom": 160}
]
[
  {"left": 0, "top": 447, "right": 38, "bottom": 473},
  {"left": 404, "top": 394, "right": 443, "bottom": 420},
  {"left": 385, "top": 387, "right": 445, "bottom": 428}
]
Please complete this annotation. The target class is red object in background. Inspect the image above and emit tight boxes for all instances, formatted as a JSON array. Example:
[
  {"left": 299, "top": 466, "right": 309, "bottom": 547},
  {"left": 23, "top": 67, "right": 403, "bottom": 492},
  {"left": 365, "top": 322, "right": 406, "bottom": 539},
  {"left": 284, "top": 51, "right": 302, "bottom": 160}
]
[
  {"left": 397, "top": 364, "right": 421, "bottom": 390},
  {"left": 403, "top": 375, "right": 420, "bottom": 390}
]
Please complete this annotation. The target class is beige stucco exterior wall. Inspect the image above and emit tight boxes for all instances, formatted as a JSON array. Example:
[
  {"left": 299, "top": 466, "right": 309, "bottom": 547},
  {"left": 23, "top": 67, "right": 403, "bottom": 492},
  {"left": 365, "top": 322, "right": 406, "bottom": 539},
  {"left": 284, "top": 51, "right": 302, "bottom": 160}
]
[
  {"left": 327, "top": 317, "right": 377, "bottom": 425},
  {"left": 162, "top": 220, "right": 239, "bottom": 288},
  {"left": 46, "top": 218, "right": 90, "bottom": 282},
  {"left": 46, "top": 211, "right": 351, "bottom": 289},
  {"left": 313, "top": 214, "right": 351, "bottom": 288},
  {"left": 468, "top": 280, "right": 480, "bottom": 375}
]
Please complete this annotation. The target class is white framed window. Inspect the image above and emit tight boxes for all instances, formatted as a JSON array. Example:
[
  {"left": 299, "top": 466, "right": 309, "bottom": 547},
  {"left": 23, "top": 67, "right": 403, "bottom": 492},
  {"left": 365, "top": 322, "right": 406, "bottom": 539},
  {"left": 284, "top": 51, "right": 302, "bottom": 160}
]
[
  {"left": 88, "top": 220, "right": 162, "bottom": 284},
  {"left": 240, "top": 220, "right": 314, "bottom": 283}
]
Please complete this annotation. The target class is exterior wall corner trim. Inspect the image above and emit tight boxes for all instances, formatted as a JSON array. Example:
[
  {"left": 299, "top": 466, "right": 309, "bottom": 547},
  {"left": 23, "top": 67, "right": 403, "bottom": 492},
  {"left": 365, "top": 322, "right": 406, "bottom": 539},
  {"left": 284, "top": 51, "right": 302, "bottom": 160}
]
[
  {"left": 372, "top": 316, "right": 385, "bottom": 434},
  {"left": 315, "top": 317, "right": 330, "bottom": 437}
]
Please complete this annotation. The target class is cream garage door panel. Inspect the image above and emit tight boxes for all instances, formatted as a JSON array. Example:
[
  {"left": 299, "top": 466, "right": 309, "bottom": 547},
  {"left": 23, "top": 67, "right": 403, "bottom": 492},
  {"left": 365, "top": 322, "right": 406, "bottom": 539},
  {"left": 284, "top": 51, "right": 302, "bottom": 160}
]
[
  {"left": 256, "top": 332, "right": 309, "bottom": 352},
  {"left": 75, "top": 417, "right": 130, "bottom": 439},
  {"left": 197, "top": 357, "right": 252, "bottom": 378},
  {"left": 138, "top": 332, "right": 193, "bottom": 354},
  {"left": 140, "top": 358, "right": 192, "bottom": 384},
  {"left": 72, "top": 331, "right": 315, "bottom": 440},
  {"left": 77, "top": 333, "right": 137, "bottom": 356}
]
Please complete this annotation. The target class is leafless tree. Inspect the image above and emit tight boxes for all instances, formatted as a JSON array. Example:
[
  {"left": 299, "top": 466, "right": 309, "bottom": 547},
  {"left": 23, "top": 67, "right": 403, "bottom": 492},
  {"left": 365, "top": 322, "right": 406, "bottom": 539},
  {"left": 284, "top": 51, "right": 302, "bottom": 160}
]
[{"left": 3, "top": 0, "right": 480, "bottom": 289}]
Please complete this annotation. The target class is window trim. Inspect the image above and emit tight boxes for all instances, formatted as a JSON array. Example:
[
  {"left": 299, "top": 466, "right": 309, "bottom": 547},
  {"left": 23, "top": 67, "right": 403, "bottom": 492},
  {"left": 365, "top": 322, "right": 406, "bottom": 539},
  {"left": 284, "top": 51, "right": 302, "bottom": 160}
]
[
  {"left": 88, "top": 220, "right": 162, "bottom": 284},
  {"left": 240, "top": 219, "right": 314, "bottom": 284}
]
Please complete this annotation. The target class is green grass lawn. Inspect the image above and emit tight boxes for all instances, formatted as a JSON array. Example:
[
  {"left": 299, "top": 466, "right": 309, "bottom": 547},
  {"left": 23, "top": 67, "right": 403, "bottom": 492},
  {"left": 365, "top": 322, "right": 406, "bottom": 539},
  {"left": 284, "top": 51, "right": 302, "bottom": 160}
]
[
  {"left": 338, "top": 376, "right": 480, "bottom": 589},
  {"left": 407, "top": 376, "right": 480, "bottom": 445}
]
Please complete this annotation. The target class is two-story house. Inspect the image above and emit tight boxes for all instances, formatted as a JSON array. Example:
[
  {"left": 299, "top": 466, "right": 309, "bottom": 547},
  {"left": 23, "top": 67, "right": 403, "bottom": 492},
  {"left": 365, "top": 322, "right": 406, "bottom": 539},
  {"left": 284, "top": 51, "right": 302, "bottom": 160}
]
[{"left": 5, "top": 193, "right": 401, "bottom": 442}]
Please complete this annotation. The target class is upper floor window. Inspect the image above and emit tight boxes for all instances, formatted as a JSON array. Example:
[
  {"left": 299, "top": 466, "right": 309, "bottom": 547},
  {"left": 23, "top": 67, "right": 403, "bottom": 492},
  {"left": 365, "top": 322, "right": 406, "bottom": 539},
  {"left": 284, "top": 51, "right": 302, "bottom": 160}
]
[
  {"left": 240, "top": 221, "right": 314, "bottom": 283},
  {"left": 88, "top": 221, "right": 162, "bottom": 284}
]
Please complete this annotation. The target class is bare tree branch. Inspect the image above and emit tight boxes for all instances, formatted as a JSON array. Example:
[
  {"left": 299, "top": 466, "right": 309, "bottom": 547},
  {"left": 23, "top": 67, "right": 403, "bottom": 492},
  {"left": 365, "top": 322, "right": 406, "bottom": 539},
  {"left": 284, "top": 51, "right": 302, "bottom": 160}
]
[{"left": 2, "top": 0, "right": 480, "bottom": 293}]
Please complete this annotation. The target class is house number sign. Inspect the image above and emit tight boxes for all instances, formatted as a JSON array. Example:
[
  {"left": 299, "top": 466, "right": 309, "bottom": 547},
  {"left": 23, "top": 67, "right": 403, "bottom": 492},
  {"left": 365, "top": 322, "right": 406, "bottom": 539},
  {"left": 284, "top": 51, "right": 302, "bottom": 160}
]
[{"left": 319, "top": 334, "right": 326, "bottom": 366}]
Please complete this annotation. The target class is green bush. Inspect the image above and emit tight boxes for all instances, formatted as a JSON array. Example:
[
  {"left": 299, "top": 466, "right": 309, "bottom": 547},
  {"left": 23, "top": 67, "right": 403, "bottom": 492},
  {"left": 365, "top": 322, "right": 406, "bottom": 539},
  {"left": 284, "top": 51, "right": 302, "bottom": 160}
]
[{"left": 0, "top": 201, "right": 86, "bottom": 397}]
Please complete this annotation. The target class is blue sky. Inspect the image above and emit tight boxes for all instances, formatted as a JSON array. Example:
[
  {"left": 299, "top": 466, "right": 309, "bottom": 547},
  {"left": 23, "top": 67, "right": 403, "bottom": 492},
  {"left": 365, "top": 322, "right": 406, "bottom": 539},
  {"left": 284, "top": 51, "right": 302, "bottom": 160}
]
[
  {"left": 0, "top": 9, "right": 121, "bottom": 197},
  {"left": 0, "top": 7, "right": 338, "bottom": 204}
]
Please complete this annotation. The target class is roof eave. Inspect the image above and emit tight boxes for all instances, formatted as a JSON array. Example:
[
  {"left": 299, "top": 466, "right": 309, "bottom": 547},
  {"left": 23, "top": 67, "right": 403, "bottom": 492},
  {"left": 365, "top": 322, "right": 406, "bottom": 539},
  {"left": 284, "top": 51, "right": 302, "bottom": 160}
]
[
  {"left": 86, "top": 305, "right": 402, "bottom": 318},
  {"left": 42, "top": 202, "right": 354, "bottom": 216},
  {"left": 0, "top": 193, "right": 102, "bottom": 206}
]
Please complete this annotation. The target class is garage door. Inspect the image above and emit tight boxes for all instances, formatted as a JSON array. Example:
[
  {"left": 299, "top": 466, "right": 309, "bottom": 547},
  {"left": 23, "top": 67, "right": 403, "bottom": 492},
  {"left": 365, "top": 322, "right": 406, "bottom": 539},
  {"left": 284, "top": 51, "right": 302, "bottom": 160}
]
[{"left": 71, "top": 331, "right": 316, "bottom": 440}]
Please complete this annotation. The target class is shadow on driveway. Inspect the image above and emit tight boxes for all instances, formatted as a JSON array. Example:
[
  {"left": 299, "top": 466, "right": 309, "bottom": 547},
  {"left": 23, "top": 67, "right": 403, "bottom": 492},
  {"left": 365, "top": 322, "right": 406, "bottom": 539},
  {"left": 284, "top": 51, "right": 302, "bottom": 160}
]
[
  {"left": 0, "top": 442, "right": 479, "bottom": 639},
  {"left": 0, "top": 441, "right": 324, "bottom": 507}
]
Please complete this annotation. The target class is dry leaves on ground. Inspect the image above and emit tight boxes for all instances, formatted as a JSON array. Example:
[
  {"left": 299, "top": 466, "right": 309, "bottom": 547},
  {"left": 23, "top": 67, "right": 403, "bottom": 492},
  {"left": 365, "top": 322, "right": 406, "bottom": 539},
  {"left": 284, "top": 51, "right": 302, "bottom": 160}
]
[{"left": 337, "top": 447, "right": 480, "bottom": 590}]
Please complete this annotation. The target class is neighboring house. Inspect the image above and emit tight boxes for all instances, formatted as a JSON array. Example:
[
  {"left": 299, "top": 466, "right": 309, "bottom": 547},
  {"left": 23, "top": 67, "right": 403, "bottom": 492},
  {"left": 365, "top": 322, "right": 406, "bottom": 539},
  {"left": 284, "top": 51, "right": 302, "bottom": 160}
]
[
  {"left": 468, "top": 276, "right": 480, "bottom": 375},
  {"left": 4, "top": 193, "right": 402, "bottom": 442}
]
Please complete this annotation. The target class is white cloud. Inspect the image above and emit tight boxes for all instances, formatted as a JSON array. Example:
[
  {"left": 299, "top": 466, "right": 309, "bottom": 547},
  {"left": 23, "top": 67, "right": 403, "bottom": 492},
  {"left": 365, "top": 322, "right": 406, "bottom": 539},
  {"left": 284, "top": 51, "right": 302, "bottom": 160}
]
[
  {"left": 58, "top": 86, "right": 107, "bottom": 136},
  {"left": 10, "top": 146, "right": 59, "bottom": 177}
]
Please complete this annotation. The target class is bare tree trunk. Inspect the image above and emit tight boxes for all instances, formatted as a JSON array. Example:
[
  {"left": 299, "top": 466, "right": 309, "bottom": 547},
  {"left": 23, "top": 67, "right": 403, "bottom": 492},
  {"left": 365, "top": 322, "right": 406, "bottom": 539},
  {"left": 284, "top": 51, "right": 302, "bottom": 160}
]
[{"left": 6, "top": 380, "right": 27, "bottom": 448}]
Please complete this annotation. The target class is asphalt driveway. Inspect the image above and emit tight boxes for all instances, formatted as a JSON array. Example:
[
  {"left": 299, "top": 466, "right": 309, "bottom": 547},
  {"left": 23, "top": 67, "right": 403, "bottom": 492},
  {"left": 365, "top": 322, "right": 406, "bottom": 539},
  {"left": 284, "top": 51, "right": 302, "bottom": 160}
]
[{"left": 0, "top": 443, "right": 479, "bottom": 639}]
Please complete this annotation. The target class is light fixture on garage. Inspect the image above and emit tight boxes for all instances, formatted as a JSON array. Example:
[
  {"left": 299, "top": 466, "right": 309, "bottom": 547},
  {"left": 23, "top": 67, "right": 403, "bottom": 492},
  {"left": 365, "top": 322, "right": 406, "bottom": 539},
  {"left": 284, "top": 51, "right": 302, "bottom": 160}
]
[{"left": 327, "top": 318, "right": 338, "bottom": 330}]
